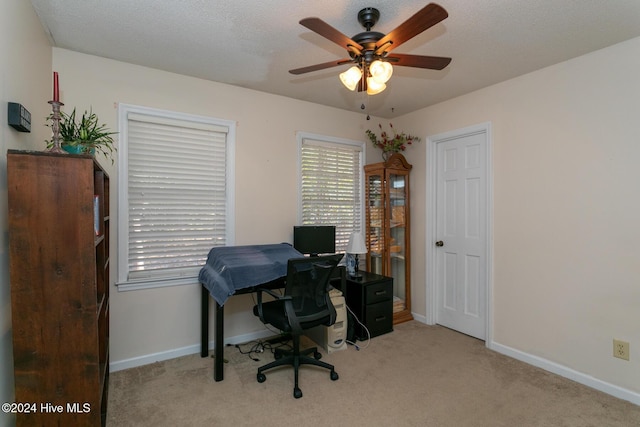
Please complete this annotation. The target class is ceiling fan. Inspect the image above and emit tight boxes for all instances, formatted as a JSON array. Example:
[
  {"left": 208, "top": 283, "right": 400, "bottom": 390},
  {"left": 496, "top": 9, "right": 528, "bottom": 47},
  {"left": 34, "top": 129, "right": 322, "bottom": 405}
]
[{"left": 289, "top": 3, "right": 452, "bottom": 95}]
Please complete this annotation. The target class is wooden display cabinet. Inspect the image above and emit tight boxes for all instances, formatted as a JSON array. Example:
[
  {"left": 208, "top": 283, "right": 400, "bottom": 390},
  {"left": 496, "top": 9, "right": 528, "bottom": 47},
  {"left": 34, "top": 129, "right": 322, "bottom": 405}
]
[
  {"left": 7, "top": 150, "right": 110, "bottom": 426},
  {"left": 364, "top": 153, "right": 413, "bottom": 324}
]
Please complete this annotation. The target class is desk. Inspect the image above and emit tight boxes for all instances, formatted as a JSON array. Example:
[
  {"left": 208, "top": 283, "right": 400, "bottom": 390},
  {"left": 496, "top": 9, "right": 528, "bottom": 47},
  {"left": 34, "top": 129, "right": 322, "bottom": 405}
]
[
  {"left": 198, "top": 244, "right": 303, "bottom": 381},
  {"left": 199, "top": 244, "right": 346, "bottom": 382},
  {"left": 200, "top": 277, "right": 288, "bottom": 381}
]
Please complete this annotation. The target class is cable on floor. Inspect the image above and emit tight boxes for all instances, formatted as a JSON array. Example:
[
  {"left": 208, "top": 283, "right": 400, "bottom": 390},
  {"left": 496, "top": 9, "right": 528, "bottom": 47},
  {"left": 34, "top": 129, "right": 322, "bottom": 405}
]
[{"left": 345, "top": 304, "right": 371, "bottom": 351}]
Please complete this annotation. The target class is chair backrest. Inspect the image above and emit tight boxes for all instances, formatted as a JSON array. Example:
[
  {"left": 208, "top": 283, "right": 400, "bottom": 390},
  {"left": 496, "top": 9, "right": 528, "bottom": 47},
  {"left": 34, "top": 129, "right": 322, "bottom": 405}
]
[{"left": 284, "top": 254, "right": 343, "bottom": 333}]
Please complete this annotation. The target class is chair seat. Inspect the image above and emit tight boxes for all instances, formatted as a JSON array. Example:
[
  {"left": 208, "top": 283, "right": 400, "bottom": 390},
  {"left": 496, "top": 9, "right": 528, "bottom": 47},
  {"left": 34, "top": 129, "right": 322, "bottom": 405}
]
[{"left": 253, "top": 300, "right": 333, "bottom": 332}]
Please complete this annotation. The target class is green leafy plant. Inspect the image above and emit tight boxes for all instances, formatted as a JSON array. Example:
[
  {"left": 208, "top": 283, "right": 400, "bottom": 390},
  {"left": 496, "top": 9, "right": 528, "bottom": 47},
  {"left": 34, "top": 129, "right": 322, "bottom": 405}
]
[
  {"left": 46, "top": 108, "right": 117, "bottom": 162},
  {"left": 366, "top": 123, "right": 420, "bottom": 154}
]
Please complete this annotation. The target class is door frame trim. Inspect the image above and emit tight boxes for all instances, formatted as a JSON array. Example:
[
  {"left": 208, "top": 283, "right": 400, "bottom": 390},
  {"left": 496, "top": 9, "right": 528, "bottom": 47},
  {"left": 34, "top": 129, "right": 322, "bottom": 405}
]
[{"left": 425, "top": 122, "right": 494, "bottom": 345}]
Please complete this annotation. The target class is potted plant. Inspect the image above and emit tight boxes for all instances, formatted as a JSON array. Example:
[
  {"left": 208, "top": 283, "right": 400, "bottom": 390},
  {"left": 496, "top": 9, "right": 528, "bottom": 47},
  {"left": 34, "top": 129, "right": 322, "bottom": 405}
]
[
  {"left": 366, "top": 123, "right": 420, "bottom": 161},
  {"left": 46, "top": 108, "right": 117, "bottom": 162}
]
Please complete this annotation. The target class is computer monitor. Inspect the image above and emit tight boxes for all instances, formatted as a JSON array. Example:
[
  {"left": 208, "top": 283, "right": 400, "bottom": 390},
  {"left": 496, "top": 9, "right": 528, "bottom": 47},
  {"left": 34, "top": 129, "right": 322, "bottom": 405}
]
[{"left": 293, "top": 225, "right": 336, "bottom": 256}]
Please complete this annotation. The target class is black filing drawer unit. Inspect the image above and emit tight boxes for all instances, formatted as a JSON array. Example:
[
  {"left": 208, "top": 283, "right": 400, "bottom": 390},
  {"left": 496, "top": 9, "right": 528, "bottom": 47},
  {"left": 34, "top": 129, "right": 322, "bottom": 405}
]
[{"left": 344, "top": 271, "right": 393, "bottom": 340}]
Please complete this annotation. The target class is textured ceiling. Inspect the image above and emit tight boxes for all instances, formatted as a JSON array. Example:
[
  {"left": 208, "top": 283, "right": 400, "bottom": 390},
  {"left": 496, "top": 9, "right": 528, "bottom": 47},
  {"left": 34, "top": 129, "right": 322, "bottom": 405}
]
[{"left": 30, "top": 0, "right": 640, "bottom": 118}]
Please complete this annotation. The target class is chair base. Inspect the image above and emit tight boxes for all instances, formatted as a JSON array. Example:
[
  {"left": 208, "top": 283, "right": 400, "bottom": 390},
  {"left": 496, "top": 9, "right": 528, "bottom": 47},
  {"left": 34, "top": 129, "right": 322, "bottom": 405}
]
[{"left": 256, "top": 335, "right": 339, "bottom": 398}]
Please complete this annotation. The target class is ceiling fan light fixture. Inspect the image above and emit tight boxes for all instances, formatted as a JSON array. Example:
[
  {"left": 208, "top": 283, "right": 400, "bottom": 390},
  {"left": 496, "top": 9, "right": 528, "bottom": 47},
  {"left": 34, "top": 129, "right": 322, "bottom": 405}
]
[
  {"left": 366, "top": 76, "right": 386, "bottom": 95},
  {"left": 340, "top": 66, "right": 363, "bottom": 91},
  {"left": 290, "top": 4, "right": 451, "bottom": 106},
  {"left": 369, "top": 60, "right": 393, "bottom": 84}
]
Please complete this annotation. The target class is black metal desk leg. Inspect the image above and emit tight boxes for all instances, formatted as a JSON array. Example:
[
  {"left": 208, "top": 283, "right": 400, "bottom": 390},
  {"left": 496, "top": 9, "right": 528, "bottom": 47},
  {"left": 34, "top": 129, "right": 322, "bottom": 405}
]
[
  {"left": 201, "top": 285, "right": 209, "bottom": 357},
  {"left": 214, "top": 300, "right": 224, "bottom": 381}
]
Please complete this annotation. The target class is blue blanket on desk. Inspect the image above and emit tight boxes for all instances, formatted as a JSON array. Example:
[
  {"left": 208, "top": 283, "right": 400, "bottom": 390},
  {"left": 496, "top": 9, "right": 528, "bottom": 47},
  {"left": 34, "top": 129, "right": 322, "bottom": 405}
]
[{"left": 198, "top": 243, "right": 304, "bottom": 305}]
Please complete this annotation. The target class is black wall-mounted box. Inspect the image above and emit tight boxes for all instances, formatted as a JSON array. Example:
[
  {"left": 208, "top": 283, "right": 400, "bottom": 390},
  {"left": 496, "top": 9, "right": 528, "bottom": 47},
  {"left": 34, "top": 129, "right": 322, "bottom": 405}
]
[{"left": 8, "top": 102, "right": 31, "bottom": 132}]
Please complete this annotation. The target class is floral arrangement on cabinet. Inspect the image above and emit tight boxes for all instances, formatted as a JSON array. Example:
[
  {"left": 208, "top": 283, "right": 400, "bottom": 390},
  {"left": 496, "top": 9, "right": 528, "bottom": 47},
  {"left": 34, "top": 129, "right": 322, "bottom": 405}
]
[{"left": 366, "top": 123, "right": 421, "bottom": 160}]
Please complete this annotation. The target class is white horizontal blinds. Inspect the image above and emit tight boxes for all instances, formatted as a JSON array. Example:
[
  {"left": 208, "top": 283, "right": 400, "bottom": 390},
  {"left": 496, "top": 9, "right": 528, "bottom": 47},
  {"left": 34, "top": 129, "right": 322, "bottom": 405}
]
[
  {"left": 127, "top": 112, "right": 228, "bottom": 280},
  {"left": 301, "top": 138, "right": 362, "bottom": 252}
]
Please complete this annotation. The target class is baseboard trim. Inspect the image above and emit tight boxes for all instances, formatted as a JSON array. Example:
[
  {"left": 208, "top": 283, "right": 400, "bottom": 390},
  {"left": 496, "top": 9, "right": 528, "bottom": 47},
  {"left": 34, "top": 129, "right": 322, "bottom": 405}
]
[
  {"left": 109, "top": 329, "right": 275, "bottom": 373},
  {"left": 411, "top": 317, "right": 639, "bottom": 406},
  {"left": 489, "top": 341, "right": 640, "bottom": 406},
  {"left": 411, "top": 312, "right": 427, "bottom": 324}
]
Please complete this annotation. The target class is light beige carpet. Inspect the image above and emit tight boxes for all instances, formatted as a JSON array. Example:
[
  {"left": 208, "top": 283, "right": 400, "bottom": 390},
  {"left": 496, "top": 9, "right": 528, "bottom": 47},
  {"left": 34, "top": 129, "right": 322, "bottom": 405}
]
[{"left": 107, "top": 322, "right": 640, "bottom": 426}]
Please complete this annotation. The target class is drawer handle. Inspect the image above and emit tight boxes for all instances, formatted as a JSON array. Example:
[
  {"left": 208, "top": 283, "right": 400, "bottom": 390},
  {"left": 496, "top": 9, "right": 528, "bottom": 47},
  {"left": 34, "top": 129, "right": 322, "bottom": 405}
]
[
  {"left": 375, "top": 316, "right": 387, "bottom": 322},
  {"left": 374, "top": 290, "right": 387, "bottom": 296}
]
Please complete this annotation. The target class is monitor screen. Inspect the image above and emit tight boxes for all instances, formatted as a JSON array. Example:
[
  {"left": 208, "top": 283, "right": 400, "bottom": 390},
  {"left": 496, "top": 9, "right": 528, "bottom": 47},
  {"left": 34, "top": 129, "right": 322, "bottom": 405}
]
[{"left": 293, "top": 225, "right": 336, "bottom": 256}]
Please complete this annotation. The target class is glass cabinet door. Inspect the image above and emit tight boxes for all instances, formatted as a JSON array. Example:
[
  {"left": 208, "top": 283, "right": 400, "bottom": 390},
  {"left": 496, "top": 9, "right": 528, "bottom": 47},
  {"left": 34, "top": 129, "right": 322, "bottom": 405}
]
[
  {"left": 366, "top": 172, "right": 384, "bottom": 275},
  {"left": 388, "top": 172, "right": 407, "bottom": 315}
]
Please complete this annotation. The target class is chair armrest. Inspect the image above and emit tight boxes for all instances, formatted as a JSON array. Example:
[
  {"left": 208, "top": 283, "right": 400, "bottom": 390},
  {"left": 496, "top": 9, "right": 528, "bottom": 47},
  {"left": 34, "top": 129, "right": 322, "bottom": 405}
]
[
  {"left": 254, "top": 288, "right": 291, "bottom": 323},
  {"left": 257, "top": 288, "right": 287, "bottom": 300}
]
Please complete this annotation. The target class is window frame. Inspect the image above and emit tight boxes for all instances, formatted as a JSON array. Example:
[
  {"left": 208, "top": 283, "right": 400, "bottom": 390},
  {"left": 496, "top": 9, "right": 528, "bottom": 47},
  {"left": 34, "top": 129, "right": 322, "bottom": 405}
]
[
  {"left": 116, "top": 103, "right": 235, "bottom": 291},
  {"left": 296, "top": 131, "right": 366, "bottom": 253}
]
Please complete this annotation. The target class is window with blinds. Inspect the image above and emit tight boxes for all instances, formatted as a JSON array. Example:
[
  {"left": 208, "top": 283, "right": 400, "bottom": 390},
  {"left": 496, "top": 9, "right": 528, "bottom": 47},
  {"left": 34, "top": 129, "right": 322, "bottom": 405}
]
[
  {"left": 118, "top": 104, "right": 235, "bottom": 287},
  {"left": 298, "top": 134, "right": 364, "bottom": 252}
]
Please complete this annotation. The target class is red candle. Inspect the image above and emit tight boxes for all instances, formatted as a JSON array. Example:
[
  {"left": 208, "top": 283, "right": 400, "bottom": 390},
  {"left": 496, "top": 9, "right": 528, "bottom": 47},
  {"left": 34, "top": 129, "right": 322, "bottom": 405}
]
[{"left": 53, "top": 72, "right": 59, "bottom": 102}]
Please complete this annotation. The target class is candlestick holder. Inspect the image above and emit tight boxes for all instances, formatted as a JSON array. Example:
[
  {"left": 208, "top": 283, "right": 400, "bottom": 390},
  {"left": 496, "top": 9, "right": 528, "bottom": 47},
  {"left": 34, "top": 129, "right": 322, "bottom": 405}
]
[{"left": 46, "top": 100, "right": 66, "bottom": 153}]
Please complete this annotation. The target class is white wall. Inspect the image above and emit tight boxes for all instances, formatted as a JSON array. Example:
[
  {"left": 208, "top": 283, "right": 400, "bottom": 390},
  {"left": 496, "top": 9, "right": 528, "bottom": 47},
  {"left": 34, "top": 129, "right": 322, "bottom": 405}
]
[
  {"left": 0, "top": 2, "right": 53, "bottom": 426},
  {"left": 398, "top": 36, "right": 640, "bottom": 399},
  {"left": 51, "top": 48, "right": 374, "bottom": 366}
]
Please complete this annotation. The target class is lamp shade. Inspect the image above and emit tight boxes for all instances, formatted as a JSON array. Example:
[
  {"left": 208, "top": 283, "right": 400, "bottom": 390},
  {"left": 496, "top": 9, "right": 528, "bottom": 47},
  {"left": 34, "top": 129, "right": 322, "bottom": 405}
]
[
  {"left": 346, "top": 232, "right": 367, "bottom": 254},
  {"left": 369, "top": 60, "right": 393, "bottom": 84},
  {"left": 339, "top": 66, "right": 362, "bottom": 91},
  {"left": 366, "top": 76, "right": 386, "bottom": 95}
]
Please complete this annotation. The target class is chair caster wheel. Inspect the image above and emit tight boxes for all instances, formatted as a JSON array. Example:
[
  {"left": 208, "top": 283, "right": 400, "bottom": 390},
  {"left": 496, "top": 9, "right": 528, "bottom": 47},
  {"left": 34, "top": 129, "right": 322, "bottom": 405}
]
[
  {"left": 314, "top": 351, "right": 322, "bottom": 360},
  {"left": 293, "top": 387, "right": 303, "bottom": 399},
  {"left": 330, "top": 371, "right": 339, "bottom": 381},
  {"left": 257, "top": 373, "right": 266, "bottom": 383}
]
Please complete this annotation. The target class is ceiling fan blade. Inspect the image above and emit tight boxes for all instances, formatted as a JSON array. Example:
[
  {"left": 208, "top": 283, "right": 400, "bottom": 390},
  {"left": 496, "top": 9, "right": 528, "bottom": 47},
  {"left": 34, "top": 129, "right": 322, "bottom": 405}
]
[
  {"left": 376, "top": 3, "right": 448, "bottom": 54},
  {"left": 300, "top": 17, "right": 364, "bottom": 54},
  {"left": 289, "top": 58, "right": 353, "bottom": 75},
  {"left": 386, "top": 53, "right": 451, "bottom": 70}
]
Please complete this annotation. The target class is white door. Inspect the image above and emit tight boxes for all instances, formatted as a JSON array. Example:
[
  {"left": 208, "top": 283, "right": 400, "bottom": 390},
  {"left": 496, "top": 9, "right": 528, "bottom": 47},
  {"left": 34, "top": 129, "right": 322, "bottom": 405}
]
[{"left": 431, "top": 125, "right": 489, "bottom": 340}]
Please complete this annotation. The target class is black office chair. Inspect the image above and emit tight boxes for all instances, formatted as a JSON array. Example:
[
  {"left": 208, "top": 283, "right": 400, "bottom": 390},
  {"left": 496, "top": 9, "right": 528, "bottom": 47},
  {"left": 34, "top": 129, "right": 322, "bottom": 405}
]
[{"left": 253, "top": 254, "right": 343, "bottom": 398}]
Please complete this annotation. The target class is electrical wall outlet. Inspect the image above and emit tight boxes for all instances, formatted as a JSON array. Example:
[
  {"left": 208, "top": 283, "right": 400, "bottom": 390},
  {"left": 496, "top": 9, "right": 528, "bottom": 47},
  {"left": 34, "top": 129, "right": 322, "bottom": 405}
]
[{"left": 613, "top": 339, "right": 630, "bottom": 361}]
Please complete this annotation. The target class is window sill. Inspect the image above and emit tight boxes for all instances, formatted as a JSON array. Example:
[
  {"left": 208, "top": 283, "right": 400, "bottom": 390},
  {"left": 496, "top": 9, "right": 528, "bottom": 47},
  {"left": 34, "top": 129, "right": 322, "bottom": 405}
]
[{"left": 116, "top": 276, "right": 200, "bottom": 292}]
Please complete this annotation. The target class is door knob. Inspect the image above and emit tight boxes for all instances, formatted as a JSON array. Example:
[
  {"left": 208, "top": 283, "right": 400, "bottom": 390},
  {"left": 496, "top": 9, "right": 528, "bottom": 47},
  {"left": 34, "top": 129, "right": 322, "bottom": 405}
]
[{"left": 435, "top": 240, "right": 444, "bottom": 247}]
